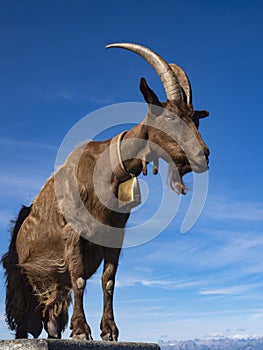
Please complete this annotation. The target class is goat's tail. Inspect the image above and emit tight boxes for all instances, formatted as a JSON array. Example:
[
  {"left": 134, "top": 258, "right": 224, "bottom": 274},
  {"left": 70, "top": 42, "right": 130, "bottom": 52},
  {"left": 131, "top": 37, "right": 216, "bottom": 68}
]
[{"left": 1, "top": 205, "right": 33, "bottom": 337}]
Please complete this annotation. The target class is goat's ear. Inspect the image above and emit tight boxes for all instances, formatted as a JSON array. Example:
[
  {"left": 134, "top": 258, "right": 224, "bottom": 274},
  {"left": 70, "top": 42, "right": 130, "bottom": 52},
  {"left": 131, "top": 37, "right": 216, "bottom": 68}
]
[
  {"left": 193, "top": 110, "right": 209, "bottom": 119},
  {"left": 140, "top": 77, "right": 163, "bottom": 117},
  {"left": 192, "top": 110, "right": 209, "bottom": 128}
]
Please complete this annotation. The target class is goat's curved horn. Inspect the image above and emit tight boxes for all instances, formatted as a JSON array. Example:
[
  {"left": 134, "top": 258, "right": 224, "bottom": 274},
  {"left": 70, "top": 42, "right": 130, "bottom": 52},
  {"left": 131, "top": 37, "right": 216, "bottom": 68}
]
[
  {"left": 106, "top": 43, "right": 183, "bottom": 101},
  {"left": 169, "top": 63, "right": 192, "bottom": 105}
]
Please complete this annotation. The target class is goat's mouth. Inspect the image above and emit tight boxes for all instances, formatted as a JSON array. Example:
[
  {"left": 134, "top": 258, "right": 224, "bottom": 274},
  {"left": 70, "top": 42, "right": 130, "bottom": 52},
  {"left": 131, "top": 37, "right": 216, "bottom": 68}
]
[
  {"left": 167, "top": 156, "right": 208, "bottom": 194},
  {"left": 190, "top": 149, "right": 210, "bottom": 173},
  {"left": 190, "top": 159, "right": 209, "bottom": 174}
]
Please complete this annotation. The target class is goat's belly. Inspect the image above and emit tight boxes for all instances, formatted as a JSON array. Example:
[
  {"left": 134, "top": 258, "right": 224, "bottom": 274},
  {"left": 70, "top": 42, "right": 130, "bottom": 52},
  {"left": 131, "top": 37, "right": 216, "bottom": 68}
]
[{"left": 82, "top": 240, "right": 104, "bottom": 279}]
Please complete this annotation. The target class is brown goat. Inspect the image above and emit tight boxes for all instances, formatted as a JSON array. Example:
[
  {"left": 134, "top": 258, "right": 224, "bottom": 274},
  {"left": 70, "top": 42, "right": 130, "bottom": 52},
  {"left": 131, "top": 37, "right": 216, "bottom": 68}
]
[{"left": 2, "top": 43, "right": 210, "bottom": 341}]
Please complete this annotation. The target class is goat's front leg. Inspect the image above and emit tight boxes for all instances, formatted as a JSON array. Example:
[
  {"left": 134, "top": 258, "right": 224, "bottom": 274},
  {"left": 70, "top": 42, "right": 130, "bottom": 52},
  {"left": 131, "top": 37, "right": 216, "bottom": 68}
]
[
  {"left": 65, "top": 229, "right": 93, "bottom": 340},
  {"left": 70, "top": 275, "right": 93, "bottom": 340},
  {"left": 100, "top": 248, "right": 121, "bottom": 341}
]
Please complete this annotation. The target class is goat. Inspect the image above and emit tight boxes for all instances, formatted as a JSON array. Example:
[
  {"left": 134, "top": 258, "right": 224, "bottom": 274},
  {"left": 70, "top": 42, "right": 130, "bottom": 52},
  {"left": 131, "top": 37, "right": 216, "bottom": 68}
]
[{"left": 2, "top": 43, "right": 210, "bottom": 341}]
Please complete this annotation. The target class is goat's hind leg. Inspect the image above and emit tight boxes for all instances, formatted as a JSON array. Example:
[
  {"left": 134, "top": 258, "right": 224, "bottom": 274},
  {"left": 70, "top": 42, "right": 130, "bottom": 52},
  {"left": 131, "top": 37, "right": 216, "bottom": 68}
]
[
  {"left": 27, "top": 305, "right": 43, "bottom": 338},
  {"left": 15, "top": 323, "right": 28, "bottom": 339},
  {"left": 15, "top": 302, "right": 42, "bottom": 339}
]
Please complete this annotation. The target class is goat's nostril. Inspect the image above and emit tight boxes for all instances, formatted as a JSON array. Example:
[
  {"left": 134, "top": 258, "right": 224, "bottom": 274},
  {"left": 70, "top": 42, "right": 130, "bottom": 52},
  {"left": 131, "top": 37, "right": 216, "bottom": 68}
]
[
  {"left": 198, "top": 148, "right": 210, "bottom": 160},
  {"left": 204, "top": 147, "right": 210, "bottom": 159}
]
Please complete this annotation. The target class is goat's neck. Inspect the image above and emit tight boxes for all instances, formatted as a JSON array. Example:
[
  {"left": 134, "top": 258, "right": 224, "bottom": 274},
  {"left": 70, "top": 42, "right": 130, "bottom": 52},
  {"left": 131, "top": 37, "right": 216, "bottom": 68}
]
[{"left": 120, "top": 122, "right": 154, "bottom": 177}]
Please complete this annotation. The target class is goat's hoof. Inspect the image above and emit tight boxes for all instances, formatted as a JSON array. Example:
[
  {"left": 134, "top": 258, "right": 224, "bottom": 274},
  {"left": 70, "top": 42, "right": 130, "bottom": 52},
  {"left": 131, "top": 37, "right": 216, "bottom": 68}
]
[
  {"left": 112, "top": 334, "right": 118, "bottom": 341},
  {"left": 72, "top": 333, "right": 93, "bottom": 341},
  {"left": 101, "top": 333, "right": 111, "bottom": 341},
  {"left": 100, "top": 319, "right": 119, "bottom": 341},
  {"left": 101, "top": 333, "right": 118, "bottom": 341}
]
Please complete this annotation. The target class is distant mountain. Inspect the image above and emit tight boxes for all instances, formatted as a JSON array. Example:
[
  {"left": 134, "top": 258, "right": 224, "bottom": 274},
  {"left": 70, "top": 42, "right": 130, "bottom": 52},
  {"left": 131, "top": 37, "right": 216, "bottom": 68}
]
[{"left": 159, "top": 338, "right": 263, "bottom": 350}]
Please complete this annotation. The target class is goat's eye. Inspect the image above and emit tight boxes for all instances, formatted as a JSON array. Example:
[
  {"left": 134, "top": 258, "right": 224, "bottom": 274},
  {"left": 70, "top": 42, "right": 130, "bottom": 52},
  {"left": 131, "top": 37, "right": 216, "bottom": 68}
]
[{"left": 165, "top": 114, "right": 176, "bottom": 121}]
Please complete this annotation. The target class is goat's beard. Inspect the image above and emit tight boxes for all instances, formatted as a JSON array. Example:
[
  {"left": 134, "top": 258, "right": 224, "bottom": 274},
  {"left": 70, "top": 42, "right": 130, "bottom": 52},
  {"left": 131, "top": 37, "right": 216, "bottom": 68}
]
[{"left": 167, "top": 163, "right": 188, "bottom": 195}]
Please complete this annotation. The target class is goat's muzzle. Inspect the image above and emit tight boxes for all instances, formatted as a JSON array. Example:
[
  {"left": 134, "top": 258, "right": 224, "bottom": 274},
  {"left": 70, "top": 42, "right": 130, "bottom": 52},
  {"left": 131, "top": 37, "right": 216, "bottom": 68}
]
[{"left": 191, "top": 147, "right": 210, "bottom": 173}]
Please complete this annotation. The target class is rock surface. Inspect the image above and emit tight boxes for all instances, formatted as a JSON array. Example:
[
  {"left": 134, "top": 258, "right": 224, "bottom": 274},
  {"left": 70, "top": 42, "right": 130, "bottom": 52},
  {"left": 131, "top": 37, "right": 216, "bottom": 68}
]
[{"left": 0, "top": 339, "right": 160, "bottom": 350}]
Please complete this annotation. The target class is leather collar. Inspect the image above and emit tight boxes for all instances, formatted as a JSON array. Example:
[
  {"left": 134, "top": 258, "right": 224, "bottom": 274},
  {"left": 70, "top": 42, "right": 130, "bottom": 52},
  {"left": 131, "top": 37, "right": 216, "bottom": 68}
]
[{"left": 110, "top": 131, "right": 135, "bottom": 181}]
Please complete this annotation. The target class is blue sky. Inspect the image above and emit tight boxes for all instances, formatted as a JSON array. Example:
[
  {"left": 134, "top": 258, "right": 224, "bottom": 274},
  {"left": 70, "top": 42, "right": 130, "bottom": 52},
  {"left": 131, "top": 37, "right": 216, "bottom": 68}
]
[{"left": 1, "top": 0, "right": 263, "bottom": 343}]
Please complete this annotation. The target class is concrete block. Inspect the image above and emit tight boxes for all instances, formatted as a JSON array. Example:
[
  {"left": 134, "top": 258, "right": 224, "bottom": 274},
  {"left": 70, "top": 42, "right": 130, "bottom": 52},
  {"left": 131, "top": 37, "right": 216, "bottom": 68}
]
[{"left": 0, "top": 339, "right": 161, "bottom": 350}]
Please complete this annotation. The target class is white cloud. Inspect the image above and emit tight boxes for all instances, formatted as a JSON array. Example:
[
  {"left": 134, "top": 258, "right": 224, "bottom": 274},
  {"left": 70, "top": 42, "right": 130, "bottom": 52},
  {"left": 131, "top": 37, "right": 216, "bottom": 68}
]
[
  {"left": 141, "top": 226, "right": 263, "bottom": 277},
  {"left": 204, "top": 195, "right": 263, "bottom": 221},
  {"left": 0, "top": 137, "right": 57, "bottom": 150},
  {"left": 117, "top": 310, "right": 263, "bottom": 342},
  {"left": 115, "top": 274, "right": 199, "bottom": 291},
  {"left": 118, "top": 297, "right": 172, "bottom": 304},
  {"left": 199, "top": 283, "right": 259, "bottom": 296}
]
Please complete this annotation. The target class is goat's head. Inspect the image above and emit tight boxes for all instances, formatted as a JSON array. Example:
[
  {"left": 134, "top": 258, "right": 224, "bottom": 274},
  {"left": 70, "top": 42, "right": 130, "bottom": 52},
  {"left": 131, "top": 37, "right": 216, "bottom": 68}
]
[{"left": 106, "top": 43, "right": 210, "bottom": 194}]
